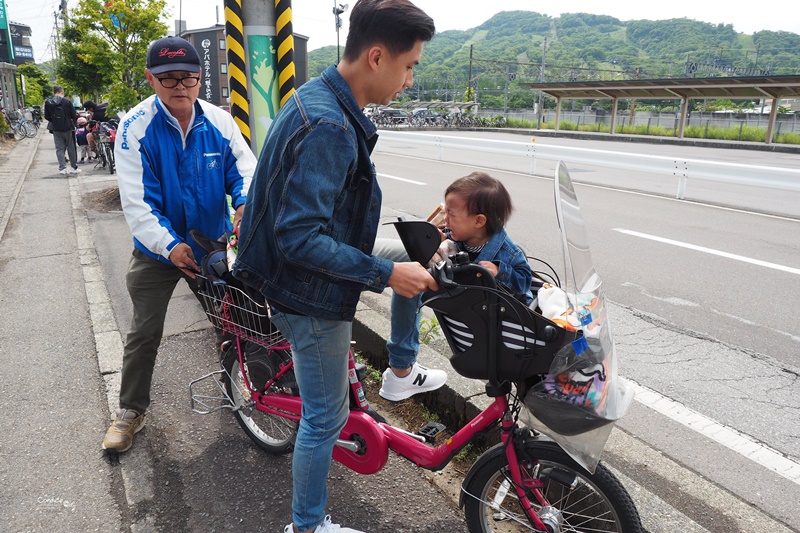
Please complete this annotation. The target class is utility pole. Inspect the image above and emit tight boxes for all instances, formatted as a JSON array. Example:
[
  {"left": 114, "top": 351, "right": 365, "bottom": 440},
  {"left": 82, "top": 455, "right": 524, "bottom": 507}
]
[
  {"left": 333, "top": 2, "right": 348, "bottom": 64},
  {"left": 537, "top": 37, "right": 547, "bottom": 129}
]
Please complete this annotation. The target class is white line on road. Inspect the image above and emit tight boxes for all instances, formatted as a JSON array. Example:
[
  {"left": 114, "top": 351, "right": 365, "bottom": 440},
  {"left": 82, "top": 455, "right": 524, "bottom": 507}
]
[
  {"left": 625, "top": 378, "right": 800, "bottom": 485},
  {"left": 613, "top": 229, "right": 800, "bottom": 276},
  {"left": 377, "top": 173, "right": 426, "bottom": 185}
]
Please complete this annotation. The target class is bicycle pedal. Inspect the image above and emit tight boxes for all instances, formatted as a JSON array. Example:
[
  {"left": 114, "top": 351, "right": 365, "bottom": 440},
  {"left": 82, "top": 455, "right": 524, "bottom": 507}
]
[{"left": 417, "top": 422, "right": 446, "bottom": 442}]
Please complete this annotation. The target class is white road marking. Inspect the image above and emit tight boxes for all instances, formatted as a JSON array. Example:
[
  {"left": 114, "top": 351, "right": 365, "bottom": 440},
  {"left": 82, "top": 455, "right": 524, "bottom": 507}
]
[
  {"left": 613, "top": 229, "right": 800, "bottom": 276},
  {"left": 625, "top": 378, "right": 800, "bottom": 485},
  {"left": 377, "top": 173, "right": 426, "bottom": 185}
]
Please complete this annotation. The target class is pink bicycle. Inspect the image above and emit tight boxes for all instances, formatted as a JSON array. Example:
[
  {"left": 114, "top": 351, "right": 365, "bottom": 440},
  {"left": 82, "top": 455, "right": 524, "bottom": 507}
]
[{"left": 190, "top": 163, "right": 642, "bottom": 532}]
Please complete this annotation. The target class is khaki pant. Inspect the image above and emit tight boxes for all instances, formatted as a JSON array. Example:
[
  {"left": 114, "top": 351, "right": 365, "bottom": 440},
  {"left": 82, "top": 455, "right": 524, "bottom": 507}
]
[{"left": 118, "top": 249, "right": 210, "bottom": 412}]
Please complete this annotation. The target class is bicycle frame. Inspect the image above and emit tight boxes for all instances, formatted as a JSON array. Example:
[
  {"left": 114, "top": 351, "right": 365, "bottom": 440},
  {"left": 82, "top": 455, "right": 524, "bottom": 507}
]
[{"left": 229, "top": 335, "right": 553, "bottom": 530}]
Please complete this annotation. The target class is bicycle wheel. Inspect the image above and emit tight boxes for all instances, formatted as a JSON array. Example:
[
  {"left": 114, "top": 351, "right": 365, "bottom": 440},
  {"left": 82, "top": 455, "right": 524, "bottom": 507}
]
[
  {"left": 13, "top": 124, "right": 26, "bottom": 140},
  {"left": 105, "top": 143, "right": 115, "bottom": 174},
  {"left": 224, "top": 346, "right": 298, "bottom": 454},
  {"left": 463, "top": 441, "right": 642, "bottom": 533},
  {"left": 97, "top": 142, "right": 108, "bottom": 169},
  {"left": 23, "top": 121, "right": 37, "bottom": 138}
]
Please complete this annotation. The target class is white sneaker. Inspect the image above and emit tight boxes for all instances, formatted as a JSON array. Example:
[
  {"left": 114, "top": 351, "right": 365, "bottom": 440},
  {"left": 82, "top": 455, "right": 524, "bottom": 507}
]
[
  {"left": 68, "top": 167, "right": 82, "bottom": 174},
  {"left": 284, "top": 515, "right": 364, "bottom": 533},
  {"left": 379, "top": 362, "right": 447, "bottom": 401},
  {"left": 59, "top": 169, "right": 67, "bottom": 175}
]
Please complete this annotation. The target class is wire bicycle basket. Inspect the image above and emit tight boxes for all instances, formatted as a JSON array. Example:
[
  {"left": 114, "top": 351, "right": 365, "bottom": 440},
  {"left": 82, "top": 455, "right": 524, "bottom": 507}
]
[{"left": 197, "top": 277, "right": 286, "bottom": 349}]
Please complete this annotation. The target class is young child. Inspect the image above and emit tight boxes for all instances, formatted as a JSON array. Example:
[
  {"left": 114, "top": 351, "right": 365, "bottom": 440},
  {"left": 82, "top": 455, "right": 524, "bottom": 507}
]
[
  {"left": 378, "top": 171, "right": 533, "bottom": 401},
  {"left": 75, "top": 117, "right": 91, "bottom": 163}
]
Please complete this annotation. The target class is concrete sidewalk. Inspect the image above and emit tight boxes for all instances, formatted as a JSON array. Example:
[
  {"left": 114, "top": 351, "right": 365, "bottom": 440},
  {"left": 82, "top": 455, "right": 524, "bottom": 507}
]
[{"left": 0, "top": 132, "right": 122, "bottom": 530}]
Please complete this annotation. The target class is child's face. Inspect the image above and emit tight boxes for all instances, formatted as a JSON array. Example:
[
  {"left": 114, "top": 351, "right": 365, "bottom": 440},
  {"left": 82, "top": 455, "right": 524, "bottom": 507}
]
[{"left": 444, "top": 192, "right": 487, "bottom": 246}]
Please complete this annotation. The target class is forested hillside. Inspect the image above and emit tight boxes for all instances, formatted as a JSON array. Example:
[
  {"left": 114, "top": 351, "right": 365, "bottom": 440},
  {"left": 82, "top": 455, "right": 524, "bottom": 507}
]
[{"left": 307, "top": 12, "right": 800, "bottom": 109}]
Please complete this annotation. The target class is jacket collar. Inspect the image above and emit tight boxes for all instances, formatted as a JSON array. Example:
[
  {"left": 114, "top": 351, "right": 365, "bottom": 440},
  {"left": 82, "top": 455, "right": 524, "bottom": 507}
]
[
  {"left": 475, "top": 228, "right": 509, "bottom": 262},
  {"left": 154, "top": 96, "right": 203, "bottom": 133},
  {"left": 321, "top": 65, "right": 378, "bottom": 142}
]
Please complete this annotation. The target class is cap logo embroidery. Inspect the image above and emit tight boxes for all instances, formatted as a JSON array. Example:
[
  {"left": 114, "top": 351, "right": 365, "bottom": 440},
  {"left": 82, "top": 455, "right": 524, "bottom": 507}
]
[{"left": 159, "top": 47, "right": 187, "bottom": 59}]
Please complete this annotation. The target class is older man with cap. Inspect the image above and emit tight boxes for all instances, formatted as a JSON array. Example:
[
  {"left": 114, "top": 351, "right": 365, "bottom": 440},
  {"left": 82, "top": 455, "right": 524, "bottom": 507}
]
[{"left": 102, "top": 36, "right": 257, "bottom": 453}]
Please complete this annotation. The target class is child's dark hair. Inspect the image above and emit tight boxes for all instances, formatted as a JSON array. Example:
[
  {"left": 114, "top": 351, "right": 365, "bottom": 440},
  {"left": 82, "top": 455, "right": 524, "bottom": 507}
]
[
  {"left": 445, "top": 172, "right": 513, "bottom": 235},
  {"left": 342, "top": 0, "right": 435, "bottom": 62}
]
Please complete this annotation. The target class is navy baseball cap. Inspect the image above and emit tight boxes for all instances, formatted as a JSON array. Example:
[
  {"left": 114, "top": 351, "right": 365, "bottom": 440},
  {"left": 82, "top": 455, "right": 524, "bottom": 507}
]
[{"left": 146, "top": 36, "right": 201, "bottom": 75}]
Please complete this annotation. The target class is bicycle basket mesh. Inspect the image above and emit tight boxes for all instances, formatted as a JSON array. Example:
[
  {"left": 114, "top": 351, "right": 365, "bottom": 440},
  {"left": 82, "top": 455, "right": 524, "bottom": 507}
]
[{"left": 199, "top": 279, "right": 284, "bottom": 348}]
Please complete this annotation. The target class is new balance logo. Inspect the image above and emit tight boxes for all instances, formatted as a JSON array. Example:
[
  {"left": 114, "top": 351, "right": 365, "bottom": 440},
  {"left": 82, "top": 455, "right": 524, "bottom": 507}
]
[{"left": 413, "top": 373, "right": 427, "bottom": 387}]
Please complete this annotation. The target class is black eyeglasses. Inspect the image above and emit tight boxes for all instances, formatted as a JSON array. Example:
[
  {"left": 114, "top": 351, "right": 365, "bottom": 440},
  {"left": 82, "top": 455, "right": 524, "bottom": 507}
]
[{"left": 155, "top": 76, "right": 201, "bottom": 88}]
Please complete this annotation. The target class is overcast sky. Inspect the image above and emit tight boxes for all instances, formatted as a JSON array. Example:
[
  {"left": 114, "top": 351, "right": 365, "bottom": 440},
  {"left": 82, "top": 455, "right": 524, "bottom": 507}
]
[{"left": 8, "top": 0, "right": 800, "bottom": 63}]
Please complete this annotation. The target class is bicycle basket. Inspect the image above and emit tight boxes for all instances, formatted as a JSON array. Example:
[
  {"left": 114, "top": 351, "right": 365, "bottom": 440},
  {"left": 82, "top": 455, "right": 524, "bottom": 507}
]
[
  {"left": 199, "top": 278, "right": 283, "bottom": 347},
  {"left": 422, "top": 283, "right": 577, "bottom": 383}
]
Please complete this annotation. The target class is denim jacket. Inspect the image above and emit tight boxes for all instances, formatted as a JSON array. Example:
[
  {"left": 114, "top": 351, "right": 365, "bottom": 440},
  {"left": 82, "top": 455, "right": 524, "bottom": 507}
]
[
  {"left": 450, "top": 227, "right": 534, "bottom": 305},
  {"left": 234, "top": 66, "right": 394, "bottom": 321}
]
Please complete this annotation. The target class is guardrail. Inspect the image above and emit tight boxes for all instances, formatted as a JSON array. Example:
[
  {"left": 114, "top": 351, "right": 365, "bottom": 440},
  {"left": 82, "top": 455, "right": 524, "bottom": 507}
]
[{"left": 375, "top": 130, "right": 800, "bottom": 198}]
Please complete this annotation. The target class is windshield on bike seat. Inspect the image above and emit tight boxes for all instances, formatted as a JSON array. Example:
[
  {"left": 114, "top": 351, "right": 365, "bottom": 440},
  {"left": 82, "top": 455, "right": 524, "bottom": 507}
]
[{"left": 520, "top": 161, "right": 634, "bottom": 473}]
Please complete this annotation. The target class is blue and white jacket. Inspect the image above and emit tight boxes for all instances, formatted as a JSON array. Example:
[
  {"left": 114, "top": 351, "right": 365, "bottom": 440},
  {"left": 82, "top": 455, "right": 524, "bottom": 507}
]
[{"left": 115, "top": 95, "right": 255, "bottom": 264}]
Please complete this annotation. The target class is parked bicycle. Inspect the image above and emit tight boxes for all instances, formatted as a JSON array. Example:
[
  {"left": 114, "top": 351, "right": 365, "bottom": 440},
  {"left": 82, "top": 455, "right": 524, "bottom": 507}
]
[
  {"left": 92, "top": 119, "right": 118, "bottom": 174},
  {"left": 25, "top": 106, "right": 43, "bottom": 129},
  {"left": 4, "top": 109, "right": 37, "bottom": 140},
  {"left": 190, "top": 162, "right": 641, "bottom": 532}
]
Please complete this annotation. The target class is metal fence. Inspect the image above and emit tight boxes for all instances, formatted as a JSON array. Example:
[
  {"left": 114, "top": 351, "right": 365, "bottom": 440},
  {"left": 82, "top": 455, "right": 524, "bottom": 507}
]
[
  {"left": 375, "top": 130, "right": 800, "bottom": 201},
  {"left": 480, "top": 108, "right": 800, "bottom": 135}
]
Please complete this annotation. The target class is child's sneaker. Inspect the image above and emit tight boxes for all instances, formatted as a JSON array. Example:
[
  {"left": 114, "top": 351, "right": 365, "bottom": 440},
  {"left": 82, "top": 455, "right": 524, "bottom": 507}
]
[
  {"left": 78, "top": 159, "right": 85, "bottom": 164},
  {"left": 284, "top": 515, "right": 364, "bottom": 533},
  {"left": 379, "top": 362, "right": 447, "bottom": 401}
]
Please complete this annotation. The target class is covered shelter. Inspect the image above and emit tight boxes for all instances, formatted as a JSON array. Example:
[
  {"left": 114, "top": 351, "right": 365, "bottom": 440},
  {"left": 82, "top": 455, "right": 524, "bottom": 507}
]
[{"left": 521, "top": 75, "right": 800, "bottom": 145}]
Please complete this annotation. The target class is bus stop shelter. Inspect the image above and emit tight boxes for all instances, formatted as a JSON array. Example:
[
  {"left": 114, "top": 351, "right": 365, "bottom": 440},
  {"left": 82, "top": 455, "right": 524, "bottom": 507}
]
[{"left": 522, "top": 75, "right": 800, "bottom": 145}]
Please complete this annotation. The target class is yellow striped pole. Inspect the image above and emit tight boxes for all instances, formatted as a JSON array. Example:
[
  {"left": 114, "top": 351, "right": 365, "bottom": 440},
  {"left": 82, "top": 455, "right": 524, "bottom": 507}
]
[
  {"left": 224, "top": 0, "right": 251, "bottom": 145},
  {"left": 274, "top": 0, "right": 296, "bottom": 108}
]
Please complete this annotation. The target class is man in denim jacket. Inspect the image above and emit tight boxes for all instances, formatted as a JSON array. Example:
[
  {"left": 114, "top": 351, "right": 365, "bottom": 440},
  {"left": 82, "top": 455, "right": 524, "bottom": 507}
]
[{"left": 234, "top": 1, "right": 435, "bottom": 532}]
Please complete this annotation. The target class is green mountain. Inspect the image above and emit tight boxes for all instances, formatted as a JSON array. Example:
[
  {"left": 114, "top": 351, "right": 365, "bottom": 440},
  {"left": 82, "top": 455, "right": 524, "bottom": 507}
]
[{"left": 307, "top": 12, "right": 800, "bottom": 109}]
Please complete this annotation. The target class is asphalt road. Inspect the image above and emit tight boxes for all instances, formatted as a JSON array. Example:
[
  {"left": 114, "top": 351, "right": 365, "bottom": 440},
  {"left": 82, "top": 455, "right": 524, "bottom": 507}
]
[{"left": 372, "top": 131, "right": 800, "bottom": 529}]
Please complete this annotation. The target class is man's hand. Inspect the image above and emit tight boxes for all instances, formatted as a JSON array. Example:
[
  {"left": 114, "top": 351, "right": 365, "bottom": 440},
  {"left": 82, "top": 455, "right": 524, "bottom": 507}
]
[
  {"left": 233, "top": 204, "right": 245, "bottom": 233},
  {"left": 388, "top": 262, "right": 439, "bottom": 298},
  {"left": 169, "top": 242, "right": 200, "bottom": 278}
]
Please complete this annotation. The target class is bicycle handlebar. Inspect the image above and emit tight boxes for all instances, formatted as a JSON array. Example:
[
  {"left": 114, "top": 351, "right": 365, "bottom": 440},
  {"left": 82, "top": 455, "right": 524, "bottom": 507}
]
[{"left": 429, "top": 260, "right": 498, "bottom": 291}]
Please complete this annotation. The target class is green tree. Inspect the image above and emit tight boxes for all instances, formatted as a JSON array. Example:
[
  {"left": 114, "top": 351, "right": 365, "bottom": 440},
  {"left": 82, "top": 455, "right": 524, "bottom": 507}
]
[
  {"left": 59, "top": 0, "right": 168, "bottom": 113},
  {"left": 17, "top": 63, "right": 50, "bottom": 106},
  {"left": 57, "top": 24, "right": 113, "bottom": 99}
]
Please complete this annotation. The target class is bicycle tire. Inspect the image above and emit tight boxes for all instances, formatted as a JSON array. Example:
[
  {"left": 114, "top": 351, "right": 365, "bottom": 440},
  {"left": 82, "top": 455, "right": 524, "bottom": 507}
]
[
  {"left": 13, "top": 124, "right": 26, "bottom": 140},
  {"left": 224, "top": 348, "right": 297, "bottom": 454},
  {"left": 105, "top": 143, "right": 115, "bottom": 174},
  {"left": 23, "top": 121, "right": 37, "bottom": 138},
  {"left": 463, "top": 440, "right": 642, "bottom": 533},
  {"left": 97, "top": 142, "right": 108, "bottom": 169}
]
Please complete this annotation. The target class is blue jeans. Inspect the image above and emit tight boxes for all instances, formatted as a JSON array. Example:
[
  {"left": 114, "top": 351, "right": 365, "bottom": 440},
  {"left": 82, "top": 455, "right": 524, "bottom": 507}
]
[
  {"left": 270, "top": 312, "right": 352, "bottom": 531},
  {"left": 372, "top": 238, "right": 421, "bottom": 370}
]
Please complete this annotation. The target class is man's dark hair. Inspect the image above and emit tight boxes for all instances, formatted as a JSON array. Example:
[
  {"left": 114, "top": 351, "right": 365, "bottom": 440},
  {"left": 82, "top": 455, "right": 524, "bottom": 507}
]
[
  {"left": 53, "top": 85, "right": 63, "bottom": 94},
  {"left": 83, "top": 100, "right": 96, "bottom": 111},
  {"left": 342, "top": 0, "right": 435, "bottom": 62},
  {"left": 445, "top": 172, "right": 514, "bottom": 236}
]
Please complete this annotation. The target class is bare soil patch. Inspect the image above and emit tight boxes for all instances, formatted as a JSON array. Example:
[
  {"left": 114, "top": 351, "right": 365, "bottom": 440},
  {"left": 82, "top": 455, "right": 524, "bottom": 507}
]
[{"left": 83, "top": 186, "right": 122, "bottom": 212}]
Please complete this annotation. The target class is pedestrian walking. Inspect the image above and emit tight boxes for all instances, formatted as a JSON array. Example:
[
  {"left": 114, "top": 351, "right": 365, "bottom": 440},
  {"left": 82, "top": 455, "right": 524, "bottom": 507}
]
[{"left": 44, "top": 85, "right": 80, "bottom": 175}]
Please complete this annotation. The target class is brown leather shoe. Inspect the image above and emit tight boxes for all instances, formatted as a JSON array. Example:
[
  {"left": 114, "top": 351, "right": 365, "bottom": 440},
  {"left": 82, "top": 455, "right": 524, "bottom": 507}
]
[{"left": 102, "top": 408, "right": 145, "bottom": 452}]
